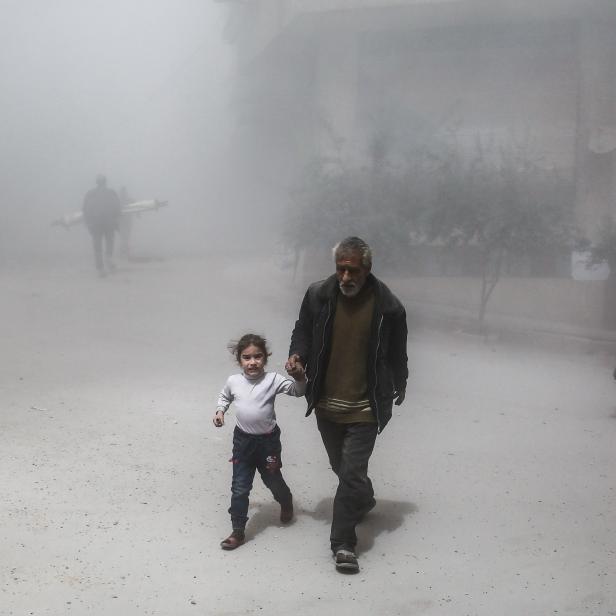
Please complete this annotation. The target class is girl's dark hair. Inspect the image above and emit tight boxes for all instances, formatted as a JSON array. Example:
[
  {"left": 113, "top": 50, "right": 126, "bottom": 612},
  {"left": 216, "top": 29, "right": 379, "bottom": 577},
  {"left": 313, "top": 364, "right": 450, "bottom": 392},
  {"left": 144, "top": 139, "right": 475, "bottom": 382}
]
[{"left": 228, "top": 333, "right": 270, "bottom": 365}]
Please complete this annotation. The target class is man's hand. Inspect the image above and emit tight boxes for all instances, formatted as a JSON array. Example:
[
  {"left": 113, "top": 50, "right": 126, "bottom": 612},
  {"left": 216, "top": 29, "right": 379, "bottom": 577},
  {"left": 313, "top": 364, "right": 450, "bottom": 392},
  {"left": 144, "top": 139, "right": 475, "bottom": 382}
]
[
  {"left": 394, "top": 390, "right": 406, "bottom": 406},
  {"left": 285, "top": 354, "right": 304, "bottom": 379},
  {"left": 292, "top": 364, "right": 306, "bottom": 382},
  {"left": 213, "top": 410, "right": 225, "bottom": 427}
]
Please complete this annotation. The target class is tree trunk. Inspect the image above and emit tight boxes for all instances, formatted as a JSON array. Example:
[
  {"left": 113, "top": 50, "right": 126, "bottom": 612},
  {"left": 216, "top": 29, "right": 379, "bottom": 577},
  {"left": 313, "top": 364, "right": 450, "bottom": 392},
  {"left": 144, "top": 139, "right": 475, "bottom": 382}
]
[
  {"left": 478, "top": 276, "right": 489, "bottom": 334},
  {"left": 478, "top": 245, "right": 505, "bottom": 335}
]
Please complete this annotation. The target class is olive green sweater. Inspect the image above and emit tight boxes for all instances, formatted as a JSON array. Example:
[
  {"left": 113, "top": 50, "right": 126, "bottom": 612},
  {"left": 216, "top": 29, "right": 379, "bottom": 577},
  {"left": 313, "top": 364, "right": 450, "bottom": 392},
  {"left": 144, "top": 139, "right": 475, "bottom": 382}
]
[{"left": 315, "top": 284, "right": 376, "bottom": 424}]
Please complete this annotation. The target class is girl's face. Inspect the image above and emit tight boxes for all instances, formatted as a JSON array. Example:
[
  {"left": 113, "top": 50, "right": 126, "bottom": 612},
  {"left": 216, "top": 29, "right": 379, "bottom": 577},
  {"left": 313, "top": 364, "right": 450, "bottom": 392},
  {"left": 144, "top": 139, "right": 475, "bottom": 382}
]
[{"left": 239, "top": 344, "right": 266, "bottom": 378}]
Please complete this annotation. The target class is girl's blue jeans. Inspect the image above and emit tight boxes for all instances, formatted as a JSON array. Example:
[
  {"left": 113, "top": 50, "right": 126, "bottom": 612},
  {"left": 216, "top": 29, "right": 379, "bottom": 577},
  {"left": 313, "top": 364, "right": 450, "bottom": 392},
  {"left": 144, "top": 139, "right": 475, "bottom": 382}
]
[{"left": 228, "top": 425, "right": 292, "bottom": 530}]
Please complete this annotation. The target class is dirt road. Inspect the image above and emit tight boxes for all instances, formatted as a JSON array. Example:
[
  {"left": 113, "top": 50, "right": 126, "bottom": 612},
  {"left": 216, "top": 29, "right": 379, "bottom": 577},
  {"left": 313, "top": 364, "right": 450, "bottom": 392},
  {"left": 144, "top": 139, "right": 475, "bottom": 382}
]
[{"left": 1, "top": 257, "right": 614, "bottom": 615}]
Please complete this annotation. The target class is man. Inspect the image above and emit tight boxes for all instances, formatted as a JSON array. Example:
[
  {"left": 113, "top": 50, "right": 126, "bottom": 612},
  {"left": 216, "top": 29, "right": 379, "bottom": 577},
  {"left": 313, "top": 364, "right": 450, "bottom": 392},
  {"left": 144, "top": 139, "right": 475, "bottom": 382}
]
[
  {"left": 286, "top": 236, "right": 408, "bottom": 573},
  {"left": 82, "top": 174, "right": 121, "bottom": 277}
]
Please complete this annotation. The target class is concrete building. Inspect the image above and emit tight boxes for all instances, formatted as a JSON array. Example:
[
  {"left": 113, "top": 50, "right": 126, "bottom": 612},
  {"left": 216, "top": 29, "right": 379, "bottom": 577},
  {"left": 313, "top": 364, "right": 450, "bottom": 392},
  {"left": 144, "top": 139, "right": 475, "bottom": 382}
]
[{"left": 219, "top": 0, "right": 616, "bottom": 337}]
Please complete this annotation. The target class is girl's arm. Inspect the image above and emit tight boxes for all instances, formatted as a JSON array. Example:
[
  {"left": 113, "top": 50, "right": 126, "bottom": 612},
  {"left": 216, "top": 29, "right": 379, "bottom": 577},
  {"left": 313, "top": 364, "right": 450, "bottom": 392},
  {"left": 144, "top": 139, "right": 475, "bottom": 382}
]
[
  {"left": 213, "top": 380, "right": 233, "bottom": 427},
  {"left": 274, "top": 371, "right": 306, "bottom": 398}
]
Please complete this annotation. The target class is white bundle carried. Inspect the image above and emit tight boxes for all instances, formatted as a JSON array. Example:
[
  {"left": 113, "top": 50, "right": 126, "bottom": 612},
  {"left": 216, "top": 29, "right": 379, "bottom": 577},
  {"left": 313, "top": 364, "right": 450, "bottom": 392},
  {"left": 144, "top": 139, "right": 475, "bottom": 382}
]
[{"left": 52, "top": 200, "right": 168, "bottom": 229}]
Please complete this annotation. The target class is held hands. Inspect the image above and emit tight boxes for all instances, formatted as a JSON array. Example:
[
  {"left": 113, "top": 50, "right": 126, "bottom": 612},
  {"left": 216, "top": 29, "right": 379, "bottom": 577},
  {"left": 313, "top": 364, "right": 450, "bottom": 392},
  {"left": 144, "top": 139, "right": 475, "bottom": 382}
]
[
  {"left": 213, "top": 410, "right": 225, "bottom": 427},
  {"left": 285, "top": 354, "right": 305, "bottom": 380},
  {"left": 394, "top": 390, "right": 406, "bottom": 406}
]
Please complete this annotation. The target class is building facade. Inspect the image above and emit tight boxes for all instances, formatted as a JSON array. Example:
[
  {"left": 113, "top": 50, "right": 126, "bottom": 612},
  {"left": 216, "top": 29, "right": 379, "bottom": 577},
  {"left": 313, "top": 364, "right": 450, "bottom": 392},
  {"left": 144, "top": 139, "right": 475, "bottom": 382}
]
[{"left": 219, "top": 0, "right": 616, "bottom": 333}]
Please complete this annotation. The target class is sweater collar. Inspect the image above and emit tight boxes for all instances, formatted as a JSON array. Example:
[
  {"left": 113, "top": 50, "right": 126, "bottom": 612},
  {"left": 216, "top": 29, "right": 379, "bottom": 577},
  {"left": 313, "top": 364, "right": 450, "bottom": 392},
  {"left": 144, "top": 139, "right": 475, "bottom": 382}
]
[{"left": 318, "top": 273, "right": 399, "bottom": 314}]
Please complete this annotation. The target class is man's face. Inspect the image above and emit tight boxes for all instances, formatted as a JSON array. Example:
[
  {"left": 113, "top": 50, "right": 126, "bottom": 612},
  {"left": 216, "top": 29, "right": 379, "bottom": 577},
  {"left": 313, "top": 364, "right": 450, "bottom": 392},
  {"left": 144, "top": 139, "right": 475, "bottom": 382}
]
[{"left": 336, "top": 250, "right": 370, "bottom": 297}]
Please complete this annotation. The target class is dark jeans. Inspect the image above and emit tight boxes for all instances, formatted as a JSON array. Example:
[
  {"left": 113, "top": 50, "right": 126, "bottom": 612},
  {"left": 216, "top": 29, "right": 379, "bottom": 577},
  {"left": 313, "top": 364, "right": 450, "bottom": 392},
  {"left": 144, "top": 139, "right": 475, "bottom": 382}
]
[
  {"left": 89, "top": 226, "right": 116, "bottom": 272},
  {"left": 228, "top": 425, "right": 292, "bottom": 530},
  {"left": 317, "top": 417, "right": 378, "bottom": 552}
]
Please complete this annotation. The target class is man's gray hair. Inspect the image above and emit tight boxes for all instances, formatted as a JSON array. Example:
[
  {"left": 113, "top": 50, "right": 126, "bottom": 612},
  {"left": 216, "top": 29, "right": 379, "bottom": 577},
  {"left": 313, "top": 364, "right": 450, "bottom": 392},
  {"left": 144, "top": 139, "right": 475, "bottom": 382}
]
[{"left": 333, "top": 236, "right": 372, "bottom": 268}]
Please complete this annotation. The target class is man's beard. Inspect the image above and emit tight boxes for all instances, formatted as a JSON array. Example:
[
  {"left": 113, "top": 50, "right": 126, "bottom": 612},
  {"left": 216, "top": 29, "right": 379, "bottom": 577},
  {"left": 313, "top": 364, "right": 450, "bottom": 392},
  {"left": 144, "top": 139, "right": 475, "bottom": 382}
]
[{"left": 339, "top": 282, "right": 361, "bottom": 297}]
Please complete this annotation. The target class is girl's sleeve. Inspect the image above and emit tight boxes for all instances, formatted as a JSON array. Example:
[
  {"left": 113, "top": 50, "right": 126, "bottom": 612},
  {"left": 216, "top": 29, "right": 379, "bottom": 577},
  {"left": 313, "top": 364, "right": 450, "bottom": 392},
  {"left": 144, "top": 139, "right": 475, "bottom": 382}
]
[
  {"left": 274, "top": 373, "right": 307, "bottom": 398},
  {"left": 216, "top": 379, "right": 234, "bottom": 413}
]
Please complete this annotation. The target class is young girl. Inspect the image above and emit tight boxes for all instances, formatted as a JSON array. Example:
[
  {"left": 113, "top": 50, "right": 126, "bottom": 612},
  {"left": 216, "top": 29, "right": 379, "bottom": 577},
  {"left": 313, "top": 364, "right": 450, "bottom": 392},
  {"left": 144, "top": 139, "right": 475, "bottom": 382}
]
[{"left": 213, "top": 333, "right": 306, "bottom": 550}]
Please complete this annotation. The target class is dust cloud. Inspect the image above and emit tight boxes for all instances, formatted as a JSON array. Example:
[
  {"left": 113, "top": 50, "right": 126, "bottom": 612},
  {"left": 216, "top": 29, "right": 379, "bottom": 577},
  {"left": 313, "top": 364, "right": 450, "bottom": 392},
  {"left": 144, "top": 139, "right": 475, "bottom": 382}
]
[
  {"left": 0, "top": 0, "right": 233, "bottom": 262},
  {"left": 1, "top": 3, "right": 615, "bottom": 616}
]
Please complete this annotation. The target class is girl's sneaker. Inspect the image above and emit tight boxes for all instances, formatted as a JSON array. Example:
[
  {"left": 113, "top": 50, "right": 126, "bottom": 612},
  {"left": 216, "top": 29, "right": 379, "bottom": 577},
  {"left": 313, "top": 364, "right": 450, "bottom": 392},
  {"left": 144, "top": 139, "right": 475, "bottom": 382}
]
[
  {"left": 220, "top": 529, "right": 245, "bottom": 550},
  {"left": 280, "top": 498, "right": 294, "bottom": 524}
]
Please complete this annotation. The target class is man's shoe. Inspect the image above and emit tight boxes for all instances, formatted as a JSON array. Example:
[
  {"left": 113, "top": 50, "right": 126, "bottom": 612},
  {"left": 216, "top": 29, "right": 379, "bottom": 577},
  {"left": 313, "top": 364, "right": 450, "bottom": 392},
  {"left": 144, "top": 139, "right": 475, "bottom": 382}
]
[
  {"left": 280, "top": 500, "right": 294, "bottom": 524},
  {"left": 220, "top": 529, "right": 245, "bottom": 550},
  {"left": 334, "top": 549, "right": 359, "bottom": 573}
]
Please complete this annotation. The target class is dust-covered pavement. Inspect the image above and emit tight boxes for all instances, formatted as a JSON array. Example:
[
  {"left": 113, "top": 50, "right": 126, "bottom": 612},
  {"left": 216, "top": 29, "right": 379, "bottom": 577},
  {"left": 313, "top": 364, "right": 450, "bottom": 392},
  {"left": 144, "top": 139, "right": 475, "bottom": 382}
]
[{"left": 1, "top": 256, "right": 615, "bottom": 616}]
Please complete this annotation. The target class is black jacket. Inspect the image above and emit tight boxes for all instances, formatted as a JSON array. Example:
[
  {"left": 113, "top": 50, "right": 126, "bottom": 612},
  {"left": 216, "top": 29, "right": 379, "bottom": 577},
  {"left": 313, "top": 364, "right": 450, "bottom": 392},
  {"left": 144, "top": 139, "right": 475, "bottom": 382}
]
[
  {"left": 82, "top": 186, "right": 122, "bottom": 231},
  {"left": 289, "top": 273, "right": 408, "bottom": 432}
]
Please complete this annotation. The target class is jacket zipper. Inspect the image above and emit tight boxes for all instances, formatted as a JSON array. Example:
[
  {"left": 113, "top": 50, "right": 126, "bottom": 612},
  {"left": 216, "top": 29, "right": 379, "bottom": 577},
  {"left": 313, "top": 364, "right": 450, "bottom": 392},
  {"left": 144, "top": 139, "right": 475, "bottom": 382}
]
[{"left": 373, "top": 314, "right": 384, "bottom": 432}]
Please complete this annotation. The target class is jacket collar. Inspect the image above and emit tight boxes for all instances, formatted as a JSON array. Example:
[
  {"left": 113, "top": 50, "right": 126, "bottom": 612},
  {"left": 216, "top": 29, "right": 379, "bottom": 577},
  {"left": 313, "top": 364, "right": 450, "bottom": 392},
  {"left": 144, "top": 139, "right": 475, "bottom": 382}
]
[{"left": 318, "top": 273, "right": 399, "bottom": 314}]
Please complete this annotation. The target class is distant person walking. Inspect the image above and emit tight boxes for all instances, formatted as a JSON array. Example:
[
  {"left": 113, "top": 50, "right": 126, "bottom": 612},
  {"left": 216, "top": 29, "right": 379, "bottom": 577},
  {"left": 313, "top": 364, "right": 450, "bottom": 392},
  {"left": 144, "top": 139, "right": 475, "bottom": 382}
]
[
  {"left": 213, "top": 333, "right": 306, "bottom": 550},
  {"left": 82, "top": 174, "right": 121, "bottom": 277},
  {"left": 286, "top": 236, "right": 408, "bottom": 573}
]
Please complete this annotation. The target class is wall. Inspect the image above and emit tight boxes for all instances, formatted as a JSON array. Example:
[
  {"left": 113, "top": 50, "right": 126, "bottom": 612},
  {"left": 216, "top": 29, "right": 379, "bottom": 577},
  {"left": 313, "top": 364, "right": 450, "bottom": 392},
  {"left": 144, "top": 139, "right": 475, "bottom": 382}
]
[{"left": 391, "top": 276, "right": 608, "bottom": 336}]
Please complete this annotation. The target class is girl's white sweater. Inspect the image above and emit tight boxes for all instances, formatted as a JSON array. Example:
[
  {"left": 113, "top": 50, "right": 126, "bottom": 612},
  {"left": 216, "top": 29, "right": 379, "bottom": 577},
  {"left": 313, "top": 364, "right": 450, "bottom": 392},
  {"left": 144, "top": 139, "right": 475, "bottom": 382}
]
[{"left": 216, "top": 371, "right": 306, "bottom": 435}]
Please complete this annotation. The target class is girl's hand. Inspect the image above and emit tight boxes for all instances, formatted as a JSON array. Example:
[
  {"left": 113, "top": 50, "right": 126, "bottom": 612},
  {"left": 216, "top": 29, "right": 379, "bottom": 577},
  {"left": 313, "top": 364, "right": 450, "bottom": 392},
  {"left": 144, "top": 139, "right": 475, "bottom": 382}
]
[
  {"left": 213, "top": 411, "right": 225, "bottom": 427},
  {"left": 285, "top": 354, "right": 304, "bottom": 379},
  {"left": 293, "top": 364, "right": 306, "bottom": 382}
]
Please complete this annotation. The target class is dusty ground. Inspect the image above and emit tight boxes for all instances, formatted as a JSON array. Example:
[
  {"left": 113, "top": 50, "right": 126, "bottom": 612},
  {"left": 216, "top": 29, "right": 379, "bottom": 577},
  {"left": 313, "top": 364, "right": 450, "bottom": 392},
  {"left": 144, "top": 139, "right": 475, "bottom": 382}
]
[{"left": 1, "top": 255, "right": 615, "bottom": 616}]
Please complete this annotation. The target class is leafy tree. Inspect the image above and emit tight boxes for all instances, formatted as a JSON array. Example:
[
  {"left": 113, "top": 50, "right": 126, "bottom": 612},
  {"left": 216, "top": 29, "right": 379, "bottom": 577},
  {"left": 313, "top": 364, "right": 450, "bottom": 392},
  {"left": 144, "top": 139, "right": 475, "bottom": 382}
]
[
  {"left": 282, "top": 145, "right": 415, "bottom": 271},
  {"left": 283, "top": 132, "right": 576, "bottom": 335},
  {"left": 421, "top": 141, "right": 576, "bottom": 332}
]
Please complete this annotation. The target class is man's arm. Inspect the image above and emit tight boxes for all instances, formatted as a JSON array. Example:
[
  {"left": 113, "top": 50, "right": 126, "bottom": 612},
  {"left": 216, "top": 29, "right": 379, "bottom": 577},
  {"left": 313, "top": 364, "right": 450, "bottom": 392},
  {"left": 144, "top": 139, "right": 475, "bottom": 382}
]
[
  {"left": 110, "top": 190, "right": 122, "bottom": 221},
  {"left": 287, "top": 287, "right": 314, "bottom": 368},
  {"left": 390, "top": 306, "right": 408, "bottom": 405}
]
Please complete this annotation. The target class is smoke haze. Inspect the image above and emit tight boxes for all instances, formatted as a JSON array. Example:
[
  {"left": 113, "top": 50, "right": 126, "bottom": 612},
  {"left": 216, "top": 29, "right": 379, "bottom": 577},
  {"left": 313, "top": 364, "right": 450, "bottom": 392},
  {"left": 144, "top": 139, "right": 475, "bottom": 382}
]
[
  {"left": 0, "top": 0, "right": 232, "bottom": 260},
  {"left": 1, "top": 4, "right": 616, "bottom": 614}
]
